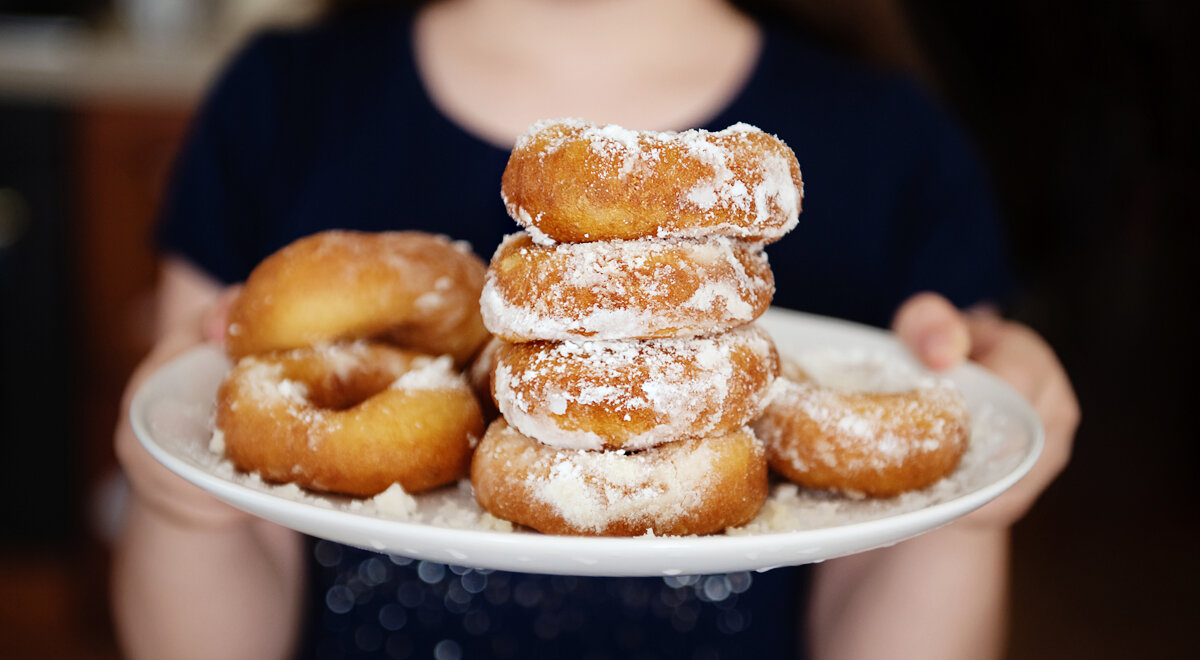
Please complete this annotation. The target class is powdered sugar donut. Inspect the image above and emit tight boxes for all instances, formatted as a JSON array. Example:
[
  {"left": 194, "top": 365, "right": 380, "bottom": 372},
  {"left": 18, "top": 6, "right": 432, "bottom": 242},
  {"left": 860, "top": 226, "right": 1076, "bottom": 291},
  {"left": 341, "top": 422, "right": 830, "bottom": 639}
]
[
  {"left": 481, "top": 232, "right": 774, "bottom": 342},
  {"left": 216, "top": 341, "right": 483, "bottom": 497},
  {"left": 754, "top": 350, "right": 970, "bottom": 497},
  {"left": 226, "top": 231, "right": 489, "bottom": 365},
  {"left": 470, "top": 418, "right": 768, "bottom": 536},
  {"left": 494, "top": 324, "right": 779, "bottom": 451},
  {"left": 502, "top": 119, "right": 803, "bottom": 244}
]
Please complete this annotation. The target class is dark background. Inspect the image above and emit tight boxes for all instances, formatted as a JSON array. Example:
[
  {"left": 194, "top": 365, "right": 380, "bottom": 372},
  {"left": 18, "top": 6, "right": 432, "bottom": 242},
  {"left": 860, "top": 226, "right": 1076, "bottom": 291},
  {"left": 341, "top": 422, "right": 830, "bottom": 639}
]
[
  {"left": 903, "top": 2, "right": 1198, "bottom": 657},
  {"left": 0, "top": 0, "right": 1195, "bottom": 657}
]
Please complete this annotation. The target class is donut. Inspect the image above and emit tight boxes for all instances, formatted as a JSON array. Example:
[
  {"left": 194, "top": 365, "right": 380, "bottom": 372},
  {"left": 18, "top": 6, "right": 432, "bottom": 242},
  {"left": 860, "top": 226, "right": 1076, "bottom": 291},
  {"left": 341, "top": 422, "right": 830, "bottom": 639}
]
[
  {"left": 467, "top": 335, "right": 504, "bottom": 422},
  {"left": 753, "top": 351, "right": 969, "bottom": 497},
  {"left": 493, "top": 324, "right": 779, "bottom": 451},
  {"left": 501, "top": 119, "right": 803, "bottom": 244},
  {"left": 480, "top": 232, "right": 774, "bottom": 342},
  {"left": 226, "top": 230, "right": 489, "bottom": 365},
  {"left": 470, "top": 419, "right": 768, "bottom": 536},
  {"left": 216, "top": 341, "right": 483, "bottom": 497}
]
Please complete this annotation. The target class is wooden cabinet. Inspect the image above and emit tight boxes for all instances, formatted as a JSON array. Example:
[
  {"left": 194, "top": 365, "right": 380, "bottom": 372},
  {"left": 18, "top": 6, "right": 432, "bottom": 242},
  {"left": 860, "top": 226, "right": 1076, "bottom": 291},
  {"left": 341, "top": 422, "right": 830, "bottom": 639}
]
[{"left": 73, "top": 102, "right": 193, "bottom": 492}]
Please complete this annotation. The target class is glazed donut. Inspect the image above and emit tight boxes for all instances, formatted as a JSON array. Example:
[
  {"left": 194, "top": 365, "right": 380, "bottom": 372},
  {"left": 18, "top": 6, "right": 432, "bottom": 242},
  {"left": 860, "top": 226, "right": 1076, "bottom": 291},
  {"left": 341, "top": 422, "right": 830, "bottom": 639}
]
[
  {"left": 501, "top": 119, "right": 803, "bottom": 245},
  {"left": 470, "top": 419, "right": 768, "bottom": 536},
  {"left": 216, "top": 341, "right": 483, "bottom": 497},
  {"left": 226, "top": 230, "right": 489, "bottom": 365},
  {"left": 753, "top": 351, "right": 970, "bottom": 497},
  {"left": 480, "top": 232, "right": 774, "bottom": 342},
  {"left": 494, "top": 324, "right": 779, "bottom": 451}
]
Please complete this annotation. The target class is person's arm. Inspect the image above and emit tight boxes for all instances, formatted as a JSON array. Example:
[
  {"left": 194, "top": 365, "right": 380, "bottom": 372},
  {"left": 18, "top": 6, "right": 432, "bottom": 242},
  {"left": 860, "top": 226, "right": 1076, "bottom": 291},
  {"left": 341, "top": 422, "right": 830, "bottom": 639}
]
[
  {"left": 809, "top": 292, "right": 1078, "bottom": 660},
  {"left": 111, "top": 257, "right": 307, "bottom": 660}
]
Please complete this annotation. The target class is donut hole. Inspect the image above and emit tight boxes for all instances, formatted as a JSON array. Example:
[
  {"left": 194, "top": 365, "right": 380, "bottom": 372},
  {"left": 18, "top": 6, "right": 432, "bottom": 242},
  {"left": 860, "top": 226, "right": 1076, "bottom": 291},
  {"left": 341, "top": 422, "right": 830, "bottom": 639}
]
[
  {"left": 281, "top": 360, "right": 400, "bottom": 412},
  {"left": 307, "top": 372, "right": 395, "bottom": 411},
  {"left": 794, "top": 350, "right": 936, "bottom": 394}
]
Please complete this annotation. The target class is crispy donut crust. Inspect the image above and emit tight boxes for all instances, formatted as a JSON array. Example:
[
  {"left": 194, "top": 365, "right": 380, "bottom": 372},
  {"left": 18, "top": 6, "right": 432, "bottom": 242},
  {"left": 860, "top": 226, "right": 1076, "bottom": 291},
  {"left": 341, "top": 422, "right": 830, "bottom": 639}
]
[
  {"left": 216, "top": 342, "right": 483, "bottom": 497},
  {"left": 226, "top": 231, "right": 489, "bottom": 365},
  {"left": 501, "top": 119, "right": 803, "bottom": 244},
  {"left": 494, "top": 325, "right": 779, "bottom": 451},
  {"left": 754, "top": 376, "right": 969, "bottom": 497},
  {"left": 480, "top": 232, "right": 774, "bottom": 342},
  {"left": 471, "top": 419, "right": 768, "bottom": 536}
]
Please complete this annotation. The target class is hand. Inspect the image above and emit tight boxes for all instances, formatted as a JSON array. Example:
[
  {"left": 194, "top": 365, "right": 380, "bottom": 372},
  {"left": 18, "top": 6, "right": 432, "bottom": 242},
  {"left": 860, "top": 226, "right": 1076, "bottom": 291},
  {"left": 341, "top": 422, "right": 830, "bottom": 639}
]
[
  {"left": 892, "top": 292, "right": 1079, "bottom": 530},
  {"left": 112, "top": 282, "right": 308, "bottom": 660},
  {"left": 114, "top": 287, "right": 247, "bottom": 528}
]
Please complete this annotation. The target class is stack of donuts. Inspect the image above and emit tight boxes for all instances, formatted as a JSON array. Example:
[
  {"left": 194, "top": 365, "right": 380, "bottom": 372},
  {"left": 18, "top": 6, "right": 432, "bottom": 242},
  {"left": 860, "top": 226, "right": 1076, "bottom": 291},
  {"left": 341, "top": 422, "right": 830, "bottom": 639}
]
[
  {"left": 471, "top": 119, "right": 804, "bottom": 536},
  {"left": 214, "top": 231, "right": 492, "bottom": 497}
]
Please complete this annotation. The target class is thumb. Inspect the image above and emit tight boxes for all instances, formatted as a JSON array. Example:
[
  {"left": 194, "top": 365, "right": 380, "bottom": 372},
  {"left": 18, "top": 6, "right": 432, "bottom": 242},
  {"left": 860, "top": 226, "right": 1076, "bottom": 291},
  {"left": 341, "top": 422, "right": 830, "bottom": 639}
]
[{"left": 891, "top": 292, "right": 970, "bottom": 371}]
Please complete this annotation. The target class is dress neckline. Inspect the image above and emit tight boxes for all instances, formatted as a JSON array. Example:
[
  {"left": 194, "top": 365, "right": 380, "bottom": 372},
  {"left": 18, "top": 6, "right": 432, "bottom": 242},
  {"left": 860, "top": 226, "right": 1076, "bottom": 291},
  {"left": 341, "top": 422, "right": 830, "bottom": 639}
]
[{"left": 396, "top": 12, "right": 771, "bottom": 154}]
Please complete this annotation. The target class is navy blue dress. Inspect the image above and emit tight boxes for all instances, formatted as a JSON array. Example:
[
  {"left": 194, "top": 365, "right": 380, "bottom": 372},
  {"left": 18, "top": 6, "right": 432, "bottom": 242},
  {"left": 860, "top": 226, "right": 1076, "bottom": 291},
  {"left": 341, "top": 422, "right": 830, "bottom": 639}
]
[{"left": 159, "top": 8, "right": 1011, "bottom": 660}]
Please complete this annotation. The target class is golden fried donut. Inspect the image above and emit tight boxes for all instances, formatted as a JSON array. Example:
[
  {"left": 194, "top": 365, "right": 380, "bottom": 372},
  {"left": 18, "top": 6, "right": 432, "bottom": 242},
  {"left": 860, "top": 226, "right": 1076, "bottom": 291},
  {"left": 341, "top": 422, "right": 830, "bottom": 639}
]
[
  {"left": 480, "top": 232, "right": 774, "bottom": 342},
  {"left": 494, "top": 324, "right": 779, "bottom": 451},
  {"left": 226, "top": 230, "right": 489, "bottom": 365},
  {"left": 470, "top": 419, "right": 768, "bottom": 536},
  {"left": 216, "top": 341, "right": 483, "bottom": 496},
  {"left": 753, "top": 351, "right": 969, "bottom": 497},
  {"left": 501, "top": 119, "right": 803, "bottom": 244}
]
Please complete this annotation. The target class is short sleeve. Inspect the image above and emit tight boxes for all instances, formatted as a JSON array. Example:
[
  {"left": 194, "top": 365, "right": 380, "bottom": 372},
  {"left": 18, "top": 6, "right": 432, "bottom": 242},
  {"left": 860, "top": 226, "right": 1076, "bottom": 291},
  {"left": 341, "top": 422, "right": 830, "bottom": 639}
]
[{"left": 156, "top": 33, "right": 283, "bottom": 284}]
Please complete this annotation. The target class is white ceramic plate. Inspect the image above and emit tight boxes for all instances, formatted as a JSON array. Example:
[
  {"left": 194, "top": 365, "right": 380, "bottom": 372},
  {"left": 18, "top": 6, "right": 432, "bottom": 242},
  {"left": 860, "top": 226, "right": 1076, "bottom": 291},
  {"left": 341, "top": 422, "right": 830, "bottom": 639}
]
[{"left": 131, "top": 307, "right": 1042, "bottom": 577}]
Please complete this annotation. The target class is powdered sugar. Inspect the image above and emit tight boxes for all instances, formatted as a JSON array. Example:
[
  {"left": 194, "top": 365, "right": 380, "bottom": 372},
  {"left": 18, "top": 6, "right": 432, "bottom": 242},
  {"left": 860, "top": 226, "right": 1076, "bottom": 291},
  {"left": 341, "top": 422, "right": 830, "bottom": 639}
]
[
  {"left": 680, "top": 125, "right": 752, "bottom": 214},
  {"left": 481, "top": 233, "right": 773, "bottom": 341},
  {"left": 505, "top": 120, "right": 803, "bottom": 243},
  {"left": 494, "top": 325, "right": 777, "bottom": 450},
  {"left": 234, "top": 357, "right": 337, "bottom": 446},
  {"left": 731, "top": 404, "right": 1005, "bottom": 533},
  {"left": 791, "top": 348, "right": 944, "bottom": 393},
  {"left": 389, "top": 355, "right": 466, "bottom": 392},
  {"left": 529, "top": 451, "right": 705, "bottom": 533},
  {"left": 222, "top": 342, "right": 475, "bottom": 456},
  {"left": 755, "top": 348, "right": 969, "bottom": 477},
  {"left": 513, "top": 432, "right": 724, "bottom": 533},
  {"left": 349, "top": 483, "right": 418, "bottom": 519}
]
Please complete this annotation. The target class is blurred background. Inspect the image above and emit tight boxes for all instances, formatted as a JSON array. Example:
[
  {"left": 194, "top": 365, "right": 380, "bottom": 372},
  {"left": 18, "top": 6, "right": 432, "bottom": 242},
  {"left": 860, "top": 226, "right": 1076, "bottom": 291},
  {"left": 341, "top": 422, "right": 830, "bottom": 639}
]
[{"left": 0, "top": 0, "right": 1194, "bottom": 658}]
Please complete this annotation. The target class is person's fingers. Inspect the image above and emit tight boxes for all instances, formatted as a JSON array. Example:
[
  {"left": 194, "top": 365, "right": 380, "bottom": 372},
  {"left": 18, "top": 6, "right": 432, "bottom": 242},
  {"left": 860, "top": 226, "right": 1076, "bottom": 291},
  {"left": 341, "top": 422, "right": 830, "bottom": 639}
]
[
  {"left": 115, "top": 417, "right": 249, "bottom": 528},
  {"left": 957, "top": 321, "right": 1079, "bottom": 530},
  {"left": 114, "top": 296, "right": 251, "bottom": 529},
  {"left": 201, "top": 286, "right": 241, "bottom": 343},
  {"left": 1000, "top": 332, "right": 1077, "bottom": 483},
  {"left": 891, "top": 291, "right": 970, "bottom": 371},
  {"left": 961, "top": 374, "right": 1077, "bottom": 529},
  {"left": 968, "top": 319, "right": 1067, "bottom": 417},
  {"left": 963, "top": 306, "right": 1008, "bottom": 358}
]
